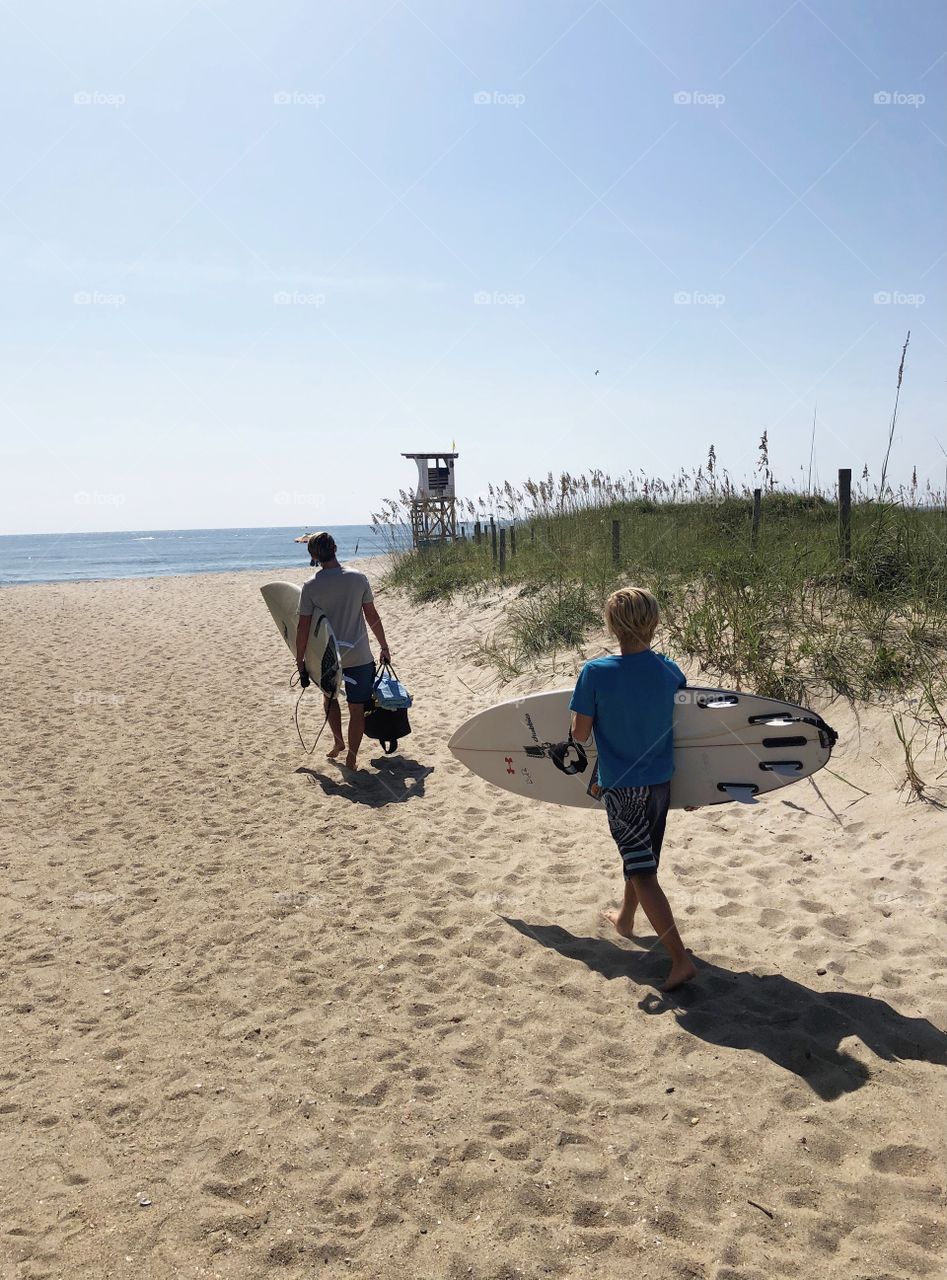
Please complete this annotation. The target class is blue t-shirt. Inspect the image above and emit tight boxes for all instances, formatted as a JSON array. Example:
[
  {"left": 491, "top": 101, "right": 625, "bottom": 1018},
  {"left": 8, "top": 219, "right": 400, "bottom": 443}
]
[{"left": 569, "top": 651, "right": 686, "bottom": 790}]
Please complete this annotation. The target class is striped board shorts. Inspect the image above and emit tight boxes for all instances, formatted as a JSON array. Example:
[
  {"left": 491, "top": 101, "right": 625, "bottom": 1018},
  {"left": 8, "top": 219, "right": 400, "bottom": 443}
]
[{"left": 602, "top": 782, "right": 672, "bottom": 878}]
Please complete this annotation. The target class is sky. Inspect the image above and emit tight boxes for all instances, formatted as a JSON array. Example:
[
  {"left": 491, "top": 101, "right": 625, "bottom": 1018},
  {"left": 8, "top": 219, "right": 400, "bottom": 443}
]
[{"left": 0, "top": 0, "right": 944, "bottom": 534}]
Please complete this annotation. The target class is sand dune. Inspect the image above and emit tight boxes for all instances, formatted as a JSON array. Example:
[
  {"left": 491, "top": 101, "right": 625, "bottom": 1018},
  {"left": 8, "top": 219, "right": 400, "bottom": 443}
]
[{"left": 1, "top": 563, "right": 944, "bottom": 1279}]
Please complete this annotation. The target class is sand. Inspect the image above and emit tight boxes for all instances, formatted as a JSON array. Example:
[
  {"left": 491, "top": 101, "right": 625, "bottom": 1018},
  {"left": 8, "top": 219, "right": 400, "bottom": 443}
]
[{"left": 1, "top": 560, "right": 945, "bottom": 1280}]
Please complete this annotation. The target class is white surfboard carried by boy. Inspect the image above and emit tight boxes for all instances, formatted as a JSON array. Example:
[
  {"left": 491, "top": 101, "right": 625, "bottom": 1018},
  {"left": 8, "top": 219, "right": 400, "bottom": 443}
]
[{"left": 449, "top": 586, "right": 838, "bottom": 990}]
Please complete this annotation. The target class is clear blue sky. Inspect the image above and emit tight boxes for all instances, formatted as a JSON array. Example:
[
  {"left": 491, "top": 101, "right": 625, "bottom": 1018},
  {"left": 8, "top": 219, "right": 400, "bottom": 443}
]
[{"left": 0, "top": 0, "right": 943, "bottom": 533}]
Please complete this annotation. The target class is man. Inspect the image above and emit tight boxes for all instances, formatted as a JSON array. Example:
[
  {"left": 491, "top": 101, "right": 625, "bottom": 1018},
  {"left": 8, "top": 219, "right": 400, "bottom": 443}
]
[{"left": 295, "top": 531, "right": 391, "bottom": 771}]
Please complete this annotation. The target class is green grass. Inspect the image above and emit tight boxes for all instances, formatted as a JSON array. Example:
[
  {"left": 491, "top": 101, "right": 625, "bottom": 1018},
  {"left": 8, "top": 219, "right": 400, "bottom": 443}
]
[{"left": 375, "top": 470, "right": 947, "bottom": 746}]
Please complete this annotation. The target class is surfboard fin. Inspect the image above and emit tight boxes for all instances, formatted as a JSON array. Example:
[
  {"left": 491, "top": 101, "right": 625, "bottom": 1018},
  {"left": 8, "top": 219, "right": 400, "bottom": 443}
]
[{"left": 721, "top": 784, "right": 759, "bottom": 804}]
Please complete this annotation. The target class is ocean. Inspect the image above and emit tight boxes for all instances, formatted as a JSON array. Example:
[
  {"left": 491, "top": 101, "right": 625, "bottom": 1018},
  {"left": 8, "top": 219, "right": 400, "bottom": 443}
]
[{"left": 0, "top": 525, "right": 400, "bottom": 586}]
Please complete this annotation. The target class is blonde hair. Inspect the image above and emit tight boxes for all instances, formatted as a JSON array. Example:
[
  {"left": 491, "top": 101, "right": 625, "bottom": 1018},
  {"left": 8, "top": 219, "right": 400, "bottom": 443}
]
[{"left": 605, "top": 586, "right": 659, "bottom": 648}]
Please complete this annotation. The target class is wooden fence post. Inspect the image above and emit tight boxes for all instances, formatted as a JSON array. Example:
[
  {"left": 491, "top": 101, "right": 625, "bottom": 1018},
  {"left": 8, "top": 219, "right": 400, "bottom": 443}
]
[
  {"left": 499, "top": 527, "right": 506, "bottom": 571},
  {"left": 751, "top": 489, "right": 762, "bottom": 548},
  {"left": 474, "top": 520, "right": 481, "bottom": 545},
  {"left": 490, "top": 517, "right": 497, "bottom": 562},
  {"left": 838, "top": 468, "right": 852, "bottom": 561},
  {"left": 509, "top": 526, "right": 516, "bottom": 557},
  {"left": 611, "top": 519, "right": 620, "bottom": 568}
]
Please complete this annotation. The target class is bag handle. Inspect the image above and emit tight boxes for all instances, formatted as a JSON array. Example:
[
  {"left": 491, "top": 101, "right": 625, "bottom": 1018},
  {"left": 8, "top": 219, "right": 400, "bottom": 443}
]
[{"left": 374, "top": 660, "right": 400, "bottom": 686}]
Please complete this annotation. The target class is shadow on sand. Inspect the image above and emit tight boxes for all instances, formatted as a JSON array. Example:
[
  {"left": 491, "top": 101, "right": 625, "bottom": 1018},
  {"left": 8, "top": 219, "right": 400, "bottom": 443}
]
[
  {"left": 503, "top": 918, "right": 947, "bottom": 1100},
  {"left": 298, "top": 756, "right": 433, "bottom": 807}
]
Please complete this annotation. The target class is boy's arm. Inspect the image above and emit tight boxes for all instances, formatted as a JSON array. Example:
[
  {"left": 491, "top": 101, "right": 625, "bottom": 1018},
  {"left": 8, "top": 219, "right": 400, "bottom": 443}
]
[
  {"left": 570, "top": 710, "right": 600, "bottom": 797},
  {"left": 571, "top": 711, "right": 593, "bottom": 743}
]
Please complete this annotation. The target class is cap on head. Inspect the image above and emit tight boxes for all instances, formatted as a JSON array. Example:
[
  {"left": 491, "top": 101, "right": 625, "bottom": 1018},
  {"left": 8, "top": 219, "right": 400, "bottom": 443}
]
[{"left": 307, "top": 531, "right": 337, "bottom": 566}]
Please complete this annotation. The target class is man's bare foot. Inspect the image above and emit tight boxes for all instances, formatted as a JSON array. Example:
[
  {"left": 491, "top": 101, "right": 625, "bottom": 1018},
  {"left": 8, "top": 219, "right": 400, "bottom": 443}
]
[
  {"left": 603, "top": 908, "right": 635, "bottom": 940},
  {"left": 327, "top": 738, "right": 345, "bottom": 760},
  {"left": 344, "top": 751, "right": 358, "bottom": 771},
  {"left": 660, "top": 957, "right": 697, "bottom": 992}
]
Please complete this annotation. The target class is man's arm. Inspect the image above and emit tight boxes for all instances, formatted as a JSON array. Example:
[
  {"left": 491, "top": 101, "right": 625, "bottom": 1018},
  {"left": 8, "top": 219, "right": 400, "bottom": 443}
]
[
  {"left": 571, "top": 711, "right": 593, "bottom": 743},
  {"left": 363, "top": 601, "right": 390, "bottom": 663},
  {"left": 295, "top": 614, "right": 311, "bottom": 669}
]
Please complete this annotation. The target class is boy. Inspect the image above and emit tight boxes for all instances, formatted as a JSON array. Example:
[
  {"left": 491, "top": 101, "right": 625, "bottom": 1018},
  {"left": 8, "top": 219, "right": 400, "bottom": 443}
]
[{"left": 569, "top": 587, "right": 696, "bottom": 991}]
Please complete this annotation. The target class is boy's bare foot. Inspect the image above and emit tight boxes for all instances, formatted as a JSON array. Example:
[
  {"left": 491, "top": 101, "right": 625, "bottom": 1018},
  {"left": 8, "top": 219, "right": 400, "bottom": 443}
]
[
  {"left": 660, "top": 957, "right": 697, "bottom": 992},
  {"left": 327, "top": 738, "right": 346, "bottom": 760},
  {"left": 603, "top": 908, "right": 635, "bottom": 940}
]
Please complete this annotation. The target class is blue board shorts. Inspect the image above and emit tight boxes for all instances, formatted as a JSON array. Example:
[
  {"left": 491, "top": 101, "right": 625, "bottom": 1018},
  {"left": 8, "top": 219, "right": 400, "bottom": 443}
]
[
  {"left": 602, "top": 782, "right": 671, "bottom": 878},
  {"left": 342, "top": 661, "right": 376, "bottom": 705}
]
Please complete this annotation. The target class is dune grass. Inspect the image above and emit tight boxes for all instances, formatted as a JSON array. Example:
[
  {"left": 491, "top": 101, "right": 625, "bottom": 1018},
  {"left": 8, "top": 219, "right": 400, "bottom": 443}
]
[
  {"left": 374, "top": 453, "right": 947, "bottom": 741},
  {"left": 374, "top": 340, "right": 945, "bottom": 775}
]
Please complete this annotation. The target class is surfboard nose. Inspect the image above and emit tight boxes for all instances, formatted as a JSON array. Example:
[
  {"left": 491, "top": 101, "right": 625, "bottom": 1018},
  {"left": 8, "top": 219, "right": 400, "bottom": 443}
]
[{"left": 447, "top": 703, "right": 497, "bottom": 756}]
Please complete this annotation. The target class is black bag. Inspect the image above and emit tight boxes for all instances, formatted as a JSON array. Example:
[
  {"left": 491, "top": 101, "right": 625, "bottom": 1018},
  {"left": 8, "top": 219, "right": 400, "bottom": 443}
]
[
  {"left": 363, "top": 666, "right": 412, "bottom": 754},
  {"left": 363, "top": 703, "right": 411, "bottom": 754}
]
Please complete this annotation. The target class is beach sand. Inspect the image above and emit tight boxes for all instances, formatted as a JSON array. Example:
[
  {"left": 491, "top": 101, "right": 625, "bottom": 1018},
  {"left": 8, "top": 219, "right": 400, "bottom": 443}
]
[{"left": 1, "top": 562, "right": 945, "bottom": 1279}]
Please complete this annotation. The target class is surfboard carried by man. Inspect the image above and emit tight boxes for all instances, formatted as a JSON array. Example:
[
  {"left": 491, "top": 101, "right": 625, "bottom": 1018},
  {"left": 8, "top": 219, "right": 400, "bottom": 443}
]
[{"left": 295, "top": 532, "right": 391, "bottom": 771}]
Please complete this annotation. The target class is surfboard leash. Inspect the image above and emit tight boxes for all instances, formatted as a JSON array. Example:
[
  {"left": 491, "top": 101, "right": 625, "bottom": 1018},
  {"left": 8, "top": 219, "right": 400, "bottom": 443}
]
[{"left": 290, "top": 667, "right": 332, "bottom": 755}]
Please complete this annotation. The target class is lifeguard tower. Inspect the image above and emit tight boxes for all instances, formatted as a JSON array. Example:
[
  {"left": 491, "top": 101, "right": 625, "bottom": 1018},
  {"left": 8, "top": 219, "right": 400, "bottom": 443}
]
[{"left": 402, "top": 451, "right": 458, "bottom": 548}]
